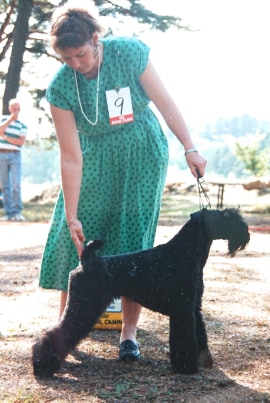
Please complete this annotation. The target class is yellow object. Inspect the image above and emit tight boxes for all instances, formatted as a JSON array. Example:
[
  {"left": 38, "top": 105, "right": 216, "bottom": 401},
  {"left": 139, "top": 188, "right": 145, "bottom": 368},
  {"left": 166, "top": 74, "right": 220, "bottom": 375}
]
[{"left": 94, "top": 298, "right": 122, "bottom": 330}]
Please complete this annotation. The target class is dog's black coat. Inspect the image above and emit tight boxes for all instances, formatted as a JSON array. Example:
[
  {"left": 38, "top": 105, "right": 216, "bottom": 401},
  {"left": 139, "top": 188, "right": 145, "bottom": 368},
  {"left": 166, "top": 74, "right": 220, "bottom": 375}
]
[{"left": 32, "top": 208, "right": 250, "bottom": 377}]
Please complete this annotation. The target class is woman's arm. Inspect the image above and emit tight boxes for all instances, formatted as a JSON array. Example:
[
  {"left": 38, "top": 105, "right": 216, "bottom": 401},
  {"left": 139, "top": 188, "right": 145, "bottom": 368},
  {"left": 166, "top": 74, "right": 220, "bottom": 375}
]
[
  {"left": 50, "top": 104, "right": 85, "bottom": 256},
  {"left": 139, "top": 60, "right": 207, "bottom": 178}
]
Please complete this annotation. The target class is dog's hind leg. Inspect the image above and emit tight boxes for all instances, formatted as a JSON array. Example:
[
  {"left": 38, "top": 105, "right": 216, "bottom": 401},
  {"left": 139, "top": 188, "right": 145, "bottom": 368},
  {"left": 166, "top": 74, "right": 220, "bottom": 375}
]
[
  {"left": 169, "top": 309, "right": 198, "bottom": 374},
  {"left": 60, "top": 268, "right": 113, "bottom": 352},
  {"left": 32, "top": 267, "right": 113, "bottom": 377}
]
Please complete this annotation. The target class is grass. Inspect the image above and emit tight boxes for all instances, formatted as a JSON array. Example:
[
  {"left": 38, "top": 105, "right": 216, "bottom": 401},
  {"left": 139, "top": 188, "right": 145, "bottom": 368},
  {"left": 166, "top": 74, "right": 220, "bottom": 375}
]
[
  {"left": 159, "top": 193, "right": 200, "bottom": 225},
  {"left": 22, "top": 202, "right": 55, "bottom": 222},
  {"left": 1, "top": 184, "right": 269, "bottom": 225},
  {"left": 20, "top": 193, "right": 200, "bottom": 224}
]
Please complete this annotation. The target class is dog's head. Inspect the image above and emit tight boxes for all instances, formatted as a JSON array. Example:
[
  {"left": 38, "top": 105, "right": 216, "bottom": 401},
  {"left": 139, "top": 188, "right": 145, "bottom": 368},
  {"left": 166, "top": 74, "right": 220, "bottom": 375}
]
[{"left": 192, "top": 208, "right": 250, "bottom": 256}]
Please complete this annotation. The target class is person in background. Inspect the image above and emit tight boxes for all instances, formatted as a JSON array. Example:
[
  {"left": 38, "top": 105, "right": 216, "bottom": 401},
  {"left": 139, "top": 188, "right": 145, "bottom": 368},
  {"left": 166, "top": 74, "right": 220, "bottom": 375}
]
[
  {"left": 39, "top": 4, "right": 207, "bottom": 362},
  {"left": 0, "top": 98, "right": 27, "bottom": 221}
]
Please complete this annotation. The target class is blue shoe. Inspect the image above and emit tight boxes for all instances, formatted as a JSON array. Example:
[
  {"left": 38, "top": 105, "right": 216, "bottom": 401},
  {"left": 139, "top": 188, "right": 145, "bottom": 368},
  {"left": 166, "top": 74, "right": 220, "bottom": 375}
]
[{"left": 119, "top": 340, "right": 140, "bottom": 362}]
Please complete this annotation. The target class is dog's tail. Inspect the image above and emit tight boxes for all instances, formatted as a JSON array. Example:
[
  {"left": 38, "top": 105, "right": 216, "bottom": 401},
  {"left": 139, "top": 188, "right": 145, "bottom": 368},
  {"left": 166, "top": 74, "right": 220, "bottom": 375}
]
[{"left": 81, "top": 240, "right": 104, "bottom": 266}]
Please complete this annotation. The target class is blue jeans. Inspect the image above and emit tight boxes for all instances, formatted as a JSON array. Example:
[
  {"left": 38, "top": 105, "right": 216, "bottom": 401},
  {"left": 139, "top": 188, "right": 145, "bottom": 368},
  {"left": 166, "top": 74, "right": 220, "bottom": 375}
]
[{"left": 0, "top": 151, "right": 22, "bottom": 217}]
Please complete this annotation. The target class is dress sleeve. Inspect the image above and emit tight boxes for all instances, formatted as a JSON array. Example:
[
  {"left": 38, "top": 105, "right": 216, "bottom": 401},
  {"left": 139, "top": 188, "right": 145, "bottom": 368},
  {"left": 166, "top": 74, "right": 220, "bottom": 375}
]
[
  {"left": 132, "top": 38, "right": 150, "bottom": 76},
  {"left": 46, "top": 66, "right": 74, "bottom": 110},
  {"left": 113, "top": 37, "right": 150, "bottom": 79}
]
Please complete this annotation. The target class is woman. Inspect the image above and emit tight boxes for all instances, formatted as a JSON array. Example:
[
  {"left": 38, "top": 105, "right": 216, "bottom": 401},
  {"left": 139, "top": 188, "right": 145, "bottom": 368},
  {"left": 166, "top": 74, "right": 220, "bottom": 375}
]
[{"left": 39, "top": 5, "right": 207, "bottom": 362}]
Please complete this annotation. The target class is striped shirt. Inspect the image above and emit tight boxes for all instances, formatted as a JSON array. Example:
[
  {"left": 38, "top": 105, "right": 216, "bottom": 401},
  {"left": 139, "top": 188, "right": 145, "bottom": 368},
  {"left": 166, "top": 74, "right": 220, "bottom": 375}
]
[{"left": 0, "top": 117, "right": 27, "bottom": 151}]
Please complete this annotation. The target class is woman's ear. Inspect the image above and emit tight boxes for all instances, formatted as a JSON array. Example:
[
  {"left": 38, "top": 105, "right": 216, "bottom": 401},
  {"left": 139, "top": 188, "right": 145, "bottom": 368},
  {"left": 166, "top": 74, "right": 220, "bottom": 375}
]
[{"left": 92, "top": 32, "right": 99, "bottom": 44}]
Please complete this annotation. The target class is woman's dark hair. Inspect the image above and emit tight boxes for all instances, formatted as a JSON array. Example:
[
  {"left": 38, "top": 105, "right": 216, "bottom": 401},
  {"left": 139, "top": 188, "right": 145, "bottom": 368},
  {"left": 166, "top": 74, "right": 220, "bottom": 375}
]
[{"left": 51, "top": 8, "right": 104, "bottom": 50}]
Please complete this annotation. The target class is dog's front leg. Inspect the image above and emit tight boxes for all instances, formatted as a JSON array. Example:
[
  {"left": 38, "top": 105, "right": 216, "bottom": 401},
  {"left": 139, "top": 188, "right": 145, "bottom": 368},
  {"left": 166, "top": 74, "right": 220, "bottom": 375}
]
[
  {"left": 195, "top": 310, "right": 213, "bottom": 369},
  {"left": 169, "top": 309, "right": 198, "bottom": 374}
]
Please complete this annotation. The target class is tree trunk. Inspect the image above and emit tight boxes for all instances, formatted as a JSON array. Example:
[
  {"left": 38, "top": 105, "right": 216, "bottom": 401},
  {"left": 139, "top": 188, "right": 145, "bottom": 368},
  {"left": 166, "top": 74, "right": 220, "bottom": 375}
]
[{"left": 2, "top": 0, "right": 33, "bottom": 114}]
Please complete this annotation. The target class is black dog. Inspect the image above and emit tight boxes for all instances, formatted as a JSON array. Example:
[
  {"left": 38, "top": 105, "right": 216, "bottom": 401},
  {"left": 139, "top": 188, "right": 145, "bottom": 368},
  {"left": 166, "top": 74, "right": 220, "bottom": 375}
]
[{"left": 32, "top": 208, "right": 250, "bottom": 377}]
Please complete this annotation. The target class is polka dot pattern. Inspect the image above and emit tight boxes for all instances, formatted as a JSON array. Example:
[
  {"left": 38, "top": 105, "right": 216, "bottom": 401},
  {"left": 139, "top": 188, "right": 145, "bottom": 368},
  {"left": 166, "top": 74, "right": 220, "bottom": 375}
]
[{"left": 39, "top": 37, "right": 169, "bottom": 291}]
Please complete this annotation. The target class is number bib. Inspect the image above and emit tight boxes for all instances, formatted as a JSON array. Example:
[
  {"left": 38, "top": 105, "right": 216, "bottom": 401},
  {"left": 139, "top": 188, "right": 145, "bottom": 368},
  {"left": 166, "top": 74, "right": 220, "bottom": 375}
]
[{"left": 106, "top": 87, "right": 134, "bottom": 126}]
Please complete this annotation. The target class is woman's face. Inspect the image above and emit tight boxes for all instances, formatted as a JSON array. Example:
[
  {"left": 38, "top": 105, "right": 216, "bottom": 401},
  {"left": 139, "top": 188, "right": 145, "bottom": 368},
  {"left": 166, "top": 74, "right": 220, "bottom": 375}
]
[{"left": 57, "top": 42, "right": 97, "bottom": 76}]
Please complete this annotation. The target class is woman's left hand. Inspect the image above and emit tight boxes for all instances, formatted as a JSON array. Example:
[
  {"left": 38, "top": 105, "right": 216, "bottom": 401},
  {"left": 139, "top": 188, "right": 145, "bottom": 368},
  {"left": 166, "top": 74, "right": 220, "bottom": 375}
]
[{"left": 185, "top": 152, "right": 207, "bottom": 179}]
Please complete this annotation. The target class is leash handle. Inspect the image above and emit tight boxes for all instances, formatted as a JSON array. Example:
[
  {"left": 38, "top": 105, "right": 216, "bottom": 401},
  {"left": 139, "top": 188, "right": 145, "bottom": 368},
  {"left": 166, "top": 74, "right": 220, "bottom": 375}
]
[{"left": 196, "top": 170, "right": 211, "bottom": 210}]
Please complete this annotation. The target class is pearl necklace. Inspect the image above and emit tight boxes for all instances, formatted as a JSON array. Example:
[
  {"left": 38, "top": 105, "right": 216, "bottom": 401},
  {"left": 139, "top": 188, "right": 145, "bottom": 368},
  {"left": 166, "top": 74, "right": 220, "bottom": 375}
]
[{"left": 74, "top": 47, "right": 100, "bottom": 126}]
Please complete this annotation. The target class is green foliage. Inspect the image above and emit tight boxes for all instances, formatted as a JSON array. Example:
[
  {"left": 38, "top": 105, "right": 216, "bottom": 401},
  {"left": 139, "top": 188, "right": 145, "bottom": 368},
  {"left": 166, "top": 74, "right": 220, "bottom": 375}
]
[
  {"left": 197, "top": 116, "right": 270, "bottom": 179},
  {"left": 20, "top": 118, "right": 269, "bottom": 185},
  {"left": 204, "top": 144, "right": 245, "bottom": 178},
  {"left": 96, "top": 0, "right": 187, "bottom": 32},
  {"left": 0, "top": 0, "right": 188, "bottom": 114},
  {"left": 201, "top": 114, "right": 265, "bottom": 140},
  {"left": 235, "top": 134, "right": 270, "bottom": 177},
  {"left": 1, "top": 0, "right": 33, "bottom": 112},
  {"left": 0, "top": 0, "right": 186, "bottom": 70}
]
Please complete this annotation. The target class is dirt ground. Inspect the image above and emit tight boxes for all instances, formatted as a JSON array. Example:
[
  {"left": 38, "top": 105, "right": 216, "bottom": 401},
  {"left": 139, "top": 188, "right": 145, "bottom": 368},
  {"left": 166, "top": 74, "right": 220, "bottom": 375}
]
[{"left": 0, "top": 216, "right": 269, "bottom": 402}]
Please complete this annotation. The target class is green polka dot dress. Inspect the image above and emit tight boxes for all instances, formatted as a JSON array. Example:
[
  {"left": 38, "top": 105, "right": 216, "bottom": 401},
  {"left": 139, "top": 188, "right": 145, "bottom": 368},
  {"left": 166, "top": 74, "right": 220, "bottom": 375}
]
[{"left": 39, "top": 37, "right": 169, "bottom": 291}]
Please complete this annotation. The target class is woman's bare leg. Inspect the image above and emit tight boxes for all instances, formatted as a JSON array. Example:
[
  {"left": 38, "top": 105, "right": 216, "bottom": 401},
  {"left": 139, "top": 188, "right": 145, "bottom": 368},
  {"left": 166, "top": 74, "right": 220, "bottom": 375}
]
[
  {"left": 120, "top": 297, "right": 141, "bottom": 343},
  {"left": 59, "top": 290, "right": 68, "bottom": 320}
]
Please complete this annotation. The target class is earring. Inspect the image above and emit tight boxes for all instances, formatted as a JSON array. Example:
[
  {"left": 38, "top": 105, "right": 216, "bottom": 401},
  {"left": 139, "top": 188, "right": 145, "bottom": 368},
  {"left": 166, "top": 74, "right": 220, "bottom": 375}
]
[{"left": 93, "top": 46, "right": 99, "bottom": 59}]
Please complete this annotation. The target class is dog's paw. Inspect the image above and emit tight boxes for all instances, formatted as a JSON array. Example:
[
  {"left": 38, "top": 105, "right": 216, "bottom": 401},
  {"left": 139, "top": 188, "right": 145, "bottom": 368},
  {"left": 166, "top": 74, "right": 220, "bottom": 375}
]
[
  {"left": 171, "top": 364, "right": 199, "bottom": 375},
  {"left": 32, "top": 340, "right": 61, "bottom": 378},
  {"left": 171, "top": 356, "right": 199, "bottom": 374},
  {"left": 197, "top": 348, "right": 214, "bottom": 369}
]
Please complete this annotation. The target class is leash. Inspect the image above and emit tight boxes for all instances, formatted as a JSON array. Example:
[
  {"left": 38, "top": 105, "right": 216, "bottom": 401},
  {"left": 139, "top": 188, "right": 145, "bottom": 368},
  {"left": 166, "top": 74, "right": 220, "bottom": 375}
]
[{"left": 196, "top": 170, "right": 211, "bottom": 210}]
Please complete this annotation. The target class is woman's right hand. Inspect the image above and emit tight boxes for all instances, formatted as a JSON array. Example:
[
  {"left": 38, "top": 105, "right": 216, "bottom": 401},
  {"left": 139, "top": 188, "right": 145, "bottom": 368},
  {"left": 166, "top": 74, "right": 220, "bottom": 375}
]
[{"left": 68, "top": 218, "right": 85, "bottom": 258}]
